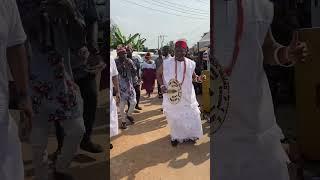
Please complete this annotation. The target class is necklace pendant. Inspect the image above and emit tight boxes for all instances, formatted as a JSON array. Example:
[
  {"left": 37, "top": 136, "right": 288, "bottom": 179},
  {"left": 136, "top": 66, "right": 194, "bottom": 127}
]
[{"left": 167, "top": 78, "right": 182, "bottom": 105}]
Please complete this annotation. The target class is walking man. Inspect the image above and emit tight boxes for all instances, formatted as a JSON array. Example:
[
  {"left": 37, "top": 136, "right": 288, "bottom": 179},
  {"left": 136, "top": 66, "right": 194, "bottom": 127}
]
[
  {"left": 18, "top": 0, "right": 86, "bottom": 179},
  {"left": 115, "top": 46, "right": 137, "bottom": 129},
  {"left": 126, "top": 46, "right": 142, "bottom": 110},
  {"left": 54, "top": 0, "right": 105, "bottom": 154},
  {"left": 157, "top": 40, "right": 205, "bottom": 146}
]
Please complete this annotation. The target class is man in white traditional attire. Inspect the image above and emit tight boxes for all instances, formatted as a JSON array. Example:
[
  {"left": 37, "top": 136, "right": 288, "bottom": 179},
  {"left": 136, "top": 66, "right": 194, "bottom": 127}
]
[
  {"left": 157, "top": 40, "right": 205, "bottom": 147},
  {"left": 110, "top": 55, "right": 120, "bottom": 149},
  {"left": 0, "top": 0, "right": 33, "bottom": 179},
  {"left": 212, "top": 0, "right": 308, "bottom": 179}
]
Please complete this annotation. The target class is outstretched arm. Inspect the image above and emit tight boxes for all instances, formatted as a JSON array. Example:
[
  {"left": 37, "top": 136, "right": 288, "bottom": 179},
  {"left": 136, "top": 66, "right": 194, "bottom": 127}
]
[
  {"left": 263, "top": 29, "right": 286, "bottom": 65},
  {"left": 156, "top": 64, "right": 167, "bottom": 93},
  {"left": 263, "top": 28, "right": 308, "bottom": 66},
  {"left": 192, "top": 71, "right": 206, "bottom": 83}
]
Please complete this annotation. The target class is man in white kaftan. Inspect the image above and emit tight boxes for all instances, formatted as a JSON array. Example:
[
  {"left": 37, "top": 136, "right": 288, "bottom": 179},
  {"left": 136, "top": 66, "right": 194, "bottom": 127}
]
[{"left": 157, "top": 40, "right": 205, "bottom": 146}]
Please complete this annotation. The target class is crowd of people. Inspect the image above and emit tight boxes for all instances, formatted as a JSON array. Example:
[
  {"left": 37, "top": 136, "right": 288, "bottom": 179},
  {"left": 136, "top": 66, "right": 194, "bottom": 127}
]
[
  {"left": 1, "top": 0, "right": 311, "bottom": 180},
  {"left": 1, "top": 0, "right": 209, "bottom": 179},
  {"left": 110, "top": 40, "right": 207, "bottom": 148}
]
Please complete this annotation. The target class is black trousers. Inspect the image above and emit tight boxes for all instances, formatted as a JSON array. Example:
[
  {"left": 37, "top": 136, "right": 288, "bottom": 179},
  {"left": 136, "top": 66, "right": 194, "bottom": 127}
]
[
  {"left": 128, "top": 84, "right": 141, "bottom": 108},
  {"left": 157, "top": 80, "right": 162, "bottom": 96},
  {"left": 55, "top": 74, "right": 98, "bottom": 149}
]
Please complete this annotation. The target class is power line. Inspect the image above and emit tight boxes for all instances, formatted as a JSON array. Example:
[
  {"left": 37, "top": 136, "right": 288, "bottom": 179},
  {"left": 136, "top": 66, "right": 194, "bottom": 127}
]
[
  {"left": 139, "top": 0, "right": 209, "bottom": 18},
  {"left": 160, "top": 0, "right": 209, "bottom": 13},
  {"left": 188, "top": 31, "right": 208, "bottom": 46},
  {"left": 120, "top": 0, "right": 208, "bottom": 20},
  {"left": 181, "top": 21, "right": 208, "bottom": 38},
  {"left": 149, "top": 0, "right": 209, "bottom": 15}
]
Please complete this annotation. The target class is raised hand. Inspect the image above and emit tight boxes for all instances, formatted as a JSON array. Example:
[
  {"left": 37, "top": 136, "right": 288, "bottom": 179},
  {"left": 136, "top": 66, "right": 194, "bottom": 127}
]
[{"left": 287, "top": 31, "right": 309, "bottom": 63}]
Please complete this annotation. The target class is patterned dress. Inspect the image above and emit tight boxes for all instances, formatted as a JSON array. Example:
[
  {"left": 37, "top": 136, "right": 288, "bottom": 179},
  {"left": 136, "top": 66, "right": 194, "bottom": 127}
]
[
  {"left": 29, "top": 48, "right": 82, "bottom": 122},
  {"left": 17, "top": 0, "right": 84, "bottom": 122},
  {"left": 115, "top": 58, "right": 137, "bottom": 101}
]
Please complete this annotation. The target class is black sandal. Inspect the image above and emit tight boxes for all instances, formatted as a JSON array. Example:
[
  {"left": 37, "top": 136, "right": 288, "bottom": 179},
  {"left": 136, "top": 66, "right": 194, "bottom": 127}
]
[
  {"left": 171, "top": 140, "right": 178, "bottom": 147},
  {"left": 120, "top": 122, "right": 128, "bottom": 129},
  {"left": 127, "top": 116, "right": 135, "bottom": 124}
]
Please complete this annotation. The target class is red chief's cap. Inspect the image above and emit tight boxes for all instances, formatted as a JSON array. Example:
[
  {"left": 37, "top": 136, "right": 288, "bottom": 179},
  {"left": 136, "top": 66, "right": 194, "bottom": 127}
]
[{"left": 175, "top": 39, "right": 188, "bottom": 49}]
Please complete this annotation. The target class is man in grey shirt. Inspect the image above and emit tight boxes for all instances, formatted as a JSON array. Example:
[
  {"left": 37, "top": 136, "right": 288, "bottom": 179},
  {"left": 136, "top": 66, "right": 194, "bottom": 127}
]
[
  {"left": 126, "top": 46, "right": 142, "bottom": 110},
  {"left": 115, "top": 47, "right": 137, "bottom": 129}
]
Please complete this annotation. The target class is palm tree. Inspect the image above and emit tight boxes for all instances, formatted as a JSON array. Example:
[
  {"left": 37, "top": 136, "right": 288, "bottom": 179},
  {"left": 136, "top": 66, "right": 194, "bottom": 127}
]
[
  {"left": 132, "top": 34, "right": 147, "bottom": 51},
  {"left": 110, "top": 25, "right": 146, "bottom": 51}
]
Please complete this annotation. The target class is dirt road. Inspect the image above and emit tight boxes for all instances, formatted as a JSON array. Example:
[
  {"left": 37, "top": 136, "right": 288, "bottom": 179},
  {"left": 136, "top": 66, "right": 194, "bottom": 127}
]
[
  {"left": 110, "top": 92, "right": 210, "bottom": 180},
  {"left": 21, "top": 88, "right": 209, "bottom": 180}
]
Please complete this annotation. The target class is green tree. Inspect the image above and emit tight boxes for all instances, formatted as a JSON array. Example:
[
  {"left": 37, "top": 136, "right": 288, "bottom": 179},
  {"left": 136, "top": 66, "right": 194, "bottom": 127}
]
[
  {"left": 132, "top": 34, "right": 146, "bottom": 51},
  {"left": 110, "top": 25, "right": 146, "bottom": 51}
]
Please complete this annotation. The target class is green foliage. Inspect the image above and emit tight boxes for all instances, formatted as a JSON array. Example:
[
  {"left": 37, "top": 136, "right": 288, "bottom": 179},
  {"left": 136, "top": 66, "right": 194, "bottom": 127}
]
[{"left": 110, "top": 25, "right": 147, "bottom": 51}]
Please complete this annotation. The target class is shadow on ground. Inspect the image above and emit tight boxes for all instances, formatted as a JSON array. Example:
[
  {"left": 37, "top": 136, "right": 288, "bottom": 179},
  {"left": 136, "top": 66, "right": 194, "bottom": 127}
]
[
  {"left": 111, "top": 135, "right": 209, "bottom": 180},
  {"left": 70, "top": 161, "right": 108, "bottom": 180},
  {"left": 24, "top": 107, "right": 109, "bottom": 179}
]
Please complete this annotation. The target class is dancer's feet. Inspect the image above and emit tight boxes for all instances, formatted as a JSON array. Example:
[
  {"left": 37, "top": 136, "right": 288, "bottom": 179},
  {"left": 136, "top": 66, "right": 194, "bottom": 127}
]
[
  {"left": 120, "top": 122, "right": 128, "bottom": 129},
  {"left": 185, "top": 139, "right": 197, "bottom": 144},
  {"left": 80, "top": 140, "right": 103, "bottom": 153},
  {"left": 53, "top": 171, "right": 74, "bottom": 180},
  {"left": 51, "top": 148, "right": 61, "bottom": 163},
  {"left": 171, "top": 140, "right": 178, "bottom": 147},
  {"left": 127, "top": 115, "right": 135, "bottom": 124},
  {"left": 135, "top": 106, "right": 142, "bottom": 110}
]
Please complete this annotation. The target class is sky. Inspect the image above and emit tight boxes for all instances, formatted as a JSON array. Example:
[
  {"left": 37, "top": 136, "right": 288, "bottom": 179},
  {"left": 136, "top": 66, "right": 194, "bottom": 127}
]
[{"left": 110, "top": 0, "right": 210, "bottom": 49}]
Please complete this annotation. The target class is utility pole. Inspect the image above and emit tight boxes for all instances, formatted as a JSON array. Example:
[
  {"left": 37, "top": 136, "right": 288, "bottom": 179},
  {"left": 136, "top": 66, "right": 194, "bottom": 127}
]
[
  {"left": 158, "top": 35, "right": 167, "bottom": 49},
  {"left": 157, "top": 35, "right": 167, "bottom": 49}
]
